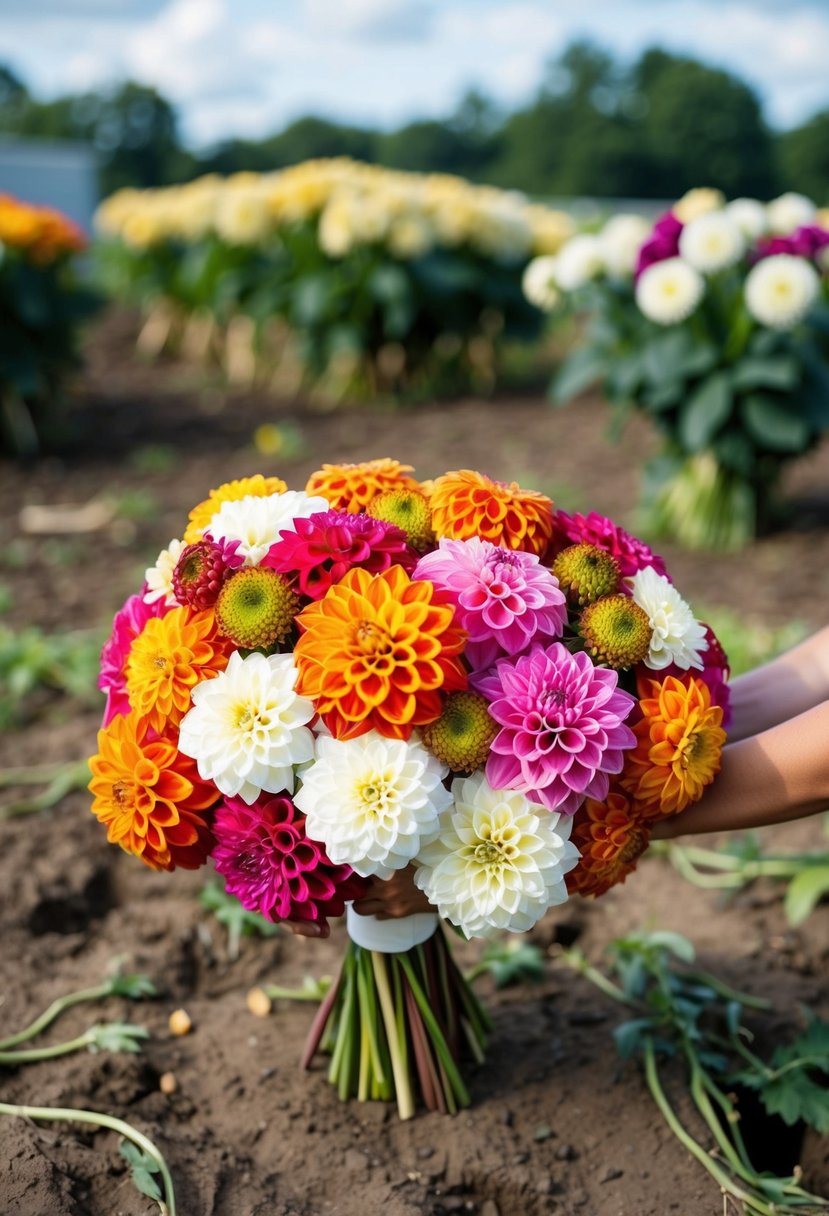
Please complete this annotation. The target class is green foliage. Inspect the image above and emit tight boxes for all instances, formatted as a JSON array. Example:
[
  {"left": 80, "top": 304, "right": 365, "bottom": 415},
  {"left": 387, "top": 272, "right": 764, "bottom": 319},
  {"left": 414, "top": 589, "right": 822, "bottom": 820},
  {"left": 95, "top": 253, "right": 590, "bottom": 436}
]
[
  {"left": 199, "top": 879, "right": 282, "bottom": 961},
  {"left": 119, "top": 1140, "right": 163, "bottom": 1204},
  {"left": 735, "top": 1015, "right": 829, "bottom": 1133},
  {"left": 0, "top": 623, "right": 103, "bottom": 726},
  {"left": 466, "top": 937, "right": 547, "bottom": 988}
]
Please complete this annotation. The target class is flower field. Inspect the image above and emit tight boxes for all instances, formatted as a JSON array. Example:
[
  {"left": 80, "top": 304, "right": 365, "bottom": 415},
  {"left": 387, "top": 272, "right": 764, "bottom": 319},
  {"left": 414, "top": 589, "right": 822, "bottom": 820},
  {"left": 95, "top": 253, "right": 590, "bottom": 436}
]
[{"left": 1, "top": 311, "right": 828, "bottom": 1216}]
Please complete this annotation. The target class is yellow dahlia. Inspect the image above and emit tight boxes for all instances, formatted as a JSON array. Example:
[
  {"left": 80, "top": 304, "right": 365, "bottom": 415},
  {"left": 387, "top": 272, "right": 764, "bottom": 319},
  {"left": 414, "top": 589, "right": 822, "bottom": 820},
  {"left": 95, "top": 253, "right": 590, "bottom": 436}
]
[
  {"left": 429, "top": 469, "right": 554, "bottom": 557},
  {"left": 294, "top": 565, "right": 468, "bottom": 740},
  {"left": 183, "top": 474, "right": 288, "bottom": 543},
  {"left": 126, "top": 606, "right": 231, "bottom": 734},
  {"left": 621, "top": 675, "right": 726, "bottom": 818},
  {"left": 566, "top": 790, "right": 650, "bottom": 898},
  {"left": 305, "top": 458, "right": 421, "bottom": 513},
  {"left": 88, "top": 712, "right": 216, "bottom": 872}
]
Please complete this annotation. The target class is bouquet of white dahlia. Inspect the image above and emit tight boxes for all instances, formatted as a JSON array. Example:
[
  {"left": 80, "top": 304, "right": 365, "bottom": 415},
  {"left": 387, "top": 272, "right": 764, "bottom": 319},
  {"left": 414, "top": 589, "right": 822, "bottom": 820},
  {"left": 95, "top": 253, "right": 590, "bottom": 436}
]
[
  {"left": 89, "top": 460, "right": 729, "bottom": 1117},
  {"left": 525, "top": 188, "right": 829, "bottom": 551}
]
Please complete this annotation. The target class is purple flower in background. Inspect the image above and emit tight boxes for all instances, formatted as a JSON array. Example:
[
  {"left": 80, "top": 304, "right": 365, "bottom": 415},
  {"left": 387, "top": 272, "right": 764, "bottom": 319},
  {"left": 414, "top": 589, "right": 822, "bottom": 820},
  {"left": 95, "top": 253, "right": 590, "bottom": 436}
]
[
  {"left": 476, "top": 643, "right": 637, "bottom": 815},
  {"left": 635, "top": 211, "right": 684, "bottom": 279},
  {"left": 414, "top": 537, "right": 568, "bottom": 671},
  {"left": 755, "top": 224, "right": 829, "bottom": 264}
]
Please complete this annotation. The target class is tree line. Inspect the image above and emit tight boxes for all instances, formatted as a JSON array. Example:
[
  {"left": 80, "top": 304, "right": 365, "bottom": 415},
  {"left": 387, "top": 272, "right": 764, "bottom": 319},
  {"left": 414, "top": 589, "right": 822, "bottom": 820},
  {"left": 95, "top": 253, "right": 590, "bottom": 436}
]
[{"left": 1, "top": 41, "right": 827, "bottom": 202}]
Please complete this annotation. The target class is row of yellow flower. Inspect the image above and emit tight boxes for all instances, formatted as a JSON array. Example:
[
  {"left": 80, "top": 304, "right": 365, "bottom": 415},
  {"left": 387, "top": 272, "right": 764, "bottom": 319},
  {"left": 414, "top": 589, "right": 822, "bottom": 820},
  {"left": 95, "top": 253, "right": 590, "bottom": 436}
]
[
  {"left": 0, "top": 193, "right": 87, "bottom": 266},
  {"left": 95, "top": 157, "right": 573, "bottom": 261}
]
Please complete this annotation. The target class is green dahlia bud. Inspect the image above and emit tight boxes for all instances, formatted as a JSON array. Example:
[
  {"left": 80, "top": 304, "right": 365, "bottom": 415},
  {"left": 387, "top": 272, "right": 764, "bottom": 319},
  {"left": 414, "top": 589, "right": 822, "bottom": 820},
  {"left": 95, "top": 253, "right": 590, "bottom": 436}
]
[
  {"left": 215, "top": 567, "right": 300, "bottom": 650},
  {"left": 552, "top": 543, "right": 620, "bottom": 606},
  {"left": 421, "top": 691, "right": 498, "bottom": 773},
  {"left": 366, "top": 488, "right": 434, "bottom": 550},
  {"left": 580, "top": 594, "right": 652, "bottom": 669}
]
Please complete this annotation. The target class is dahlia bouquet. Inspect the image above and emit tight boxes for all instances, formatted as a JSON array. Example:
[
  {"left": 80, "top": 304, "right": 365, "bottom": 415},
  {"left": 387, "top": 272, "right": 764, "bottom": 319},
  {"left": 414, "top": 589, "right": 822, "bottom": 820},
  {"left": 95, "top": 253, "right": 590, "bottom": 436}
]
[
  {"left": 524, "top": 188, "right": 829, "bottom": 550},
  {"left": 89, "top": 460, "right": 729, "bottom": 1118}
]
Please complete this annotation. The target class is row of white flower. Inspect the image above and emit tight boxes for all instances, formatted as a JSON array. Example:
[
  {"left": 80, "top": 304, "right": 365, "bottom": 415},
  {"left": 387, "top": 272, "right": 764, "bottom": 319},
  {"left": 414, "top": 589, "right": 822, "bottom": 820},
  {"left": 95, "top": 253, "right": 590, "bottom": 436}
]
[{"left": 523, "top": 189, "right": 827, "bottom": 330}]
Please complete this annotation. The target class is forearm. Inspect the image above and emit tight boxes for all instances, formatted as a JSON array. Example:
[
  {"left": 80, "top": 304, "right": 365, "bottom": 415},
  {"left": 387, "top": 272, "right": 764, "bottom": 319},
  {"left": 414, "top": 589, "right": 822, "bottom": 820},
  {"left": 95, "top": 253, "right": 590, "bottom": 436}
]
[
  {"left": 651, "top": 699, "right": 829, "bottom": 839},
  {"left": 725, "top": 625, "right": 829, "bottom": 742}
]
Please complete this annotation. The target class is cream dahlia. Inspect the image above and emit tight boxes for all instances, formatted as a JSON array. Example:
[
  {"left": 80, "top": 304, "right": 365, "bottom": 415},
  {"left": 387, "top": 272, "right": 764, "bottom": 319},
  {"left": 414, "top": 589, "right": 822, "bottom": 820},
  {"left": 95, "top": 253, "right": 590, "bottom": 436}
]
[
  {"left": 414, "top": 772, "right": 579, "bottom": 937},
  {"left": 744, "top": 254, "right": 819, "bottom": 330},
  {"left": 629, "top": 566, "right": 708, "bottom": 671},
  {"left": 635, "top": 257, "right": 704, "bottom": 324},
  {"left": 178, "top": 651, "right": 316, "bottom": 804},
  {"left": 206, "top": 491, "right": 329, "bottom": 566},
  {"left": 144, "top": 538, "right": 186, "bottom": 607},
  {"left": 294, "top": 731, "right": 451, "bottom": 879}
]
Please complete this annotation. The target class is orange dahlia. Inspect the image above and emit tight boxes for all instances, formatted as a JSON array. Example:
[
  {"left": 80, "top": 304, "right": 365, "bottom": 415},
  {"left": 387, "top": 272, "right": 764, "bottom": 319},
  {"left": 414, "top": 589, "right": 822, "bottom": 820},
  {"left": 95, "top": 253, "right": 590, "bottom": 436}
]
[
  {"left": 621, "top": 674, "right": 726, "bottom": 818},
  {"left": 429, "top": 469, "right": 554, "bottom": 557},
  {"left": 183, "top": 474, "right": 288, "bottom": 543},
  {"left": 566, "top": 789, "right": 651, "bottom": 897},
  {"left": 305, "top": 458, "right": 421, "bottom": 513},
  {"left": 294, "top": 565, "right": 468, "bottom": 740},
  {"left": 126, "top": 606, "right": 231, "bottom": 734},
  {"left": 88, "top": 712, "right": 217, "bottom": 871}
]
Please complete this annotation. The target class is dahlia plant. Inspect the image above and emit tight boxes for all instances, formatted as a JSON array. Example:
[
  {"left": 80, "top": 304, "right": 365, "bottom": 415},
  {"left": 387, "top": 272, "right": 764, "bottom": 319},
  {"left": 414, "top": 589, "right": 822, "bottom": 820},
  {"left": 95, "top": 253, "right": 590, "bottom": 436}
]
[
  {"left": 95, "top": 159, "right": 573, "bottom": 399},
  {"left": 524, "top": 188, "right": 829, "bottom": 550},
  {"left": 88, "top": 460, "right": 729, "bottom": 1117},
  {"left": 0, "top": 193, "right": 99, "bottom": 456}
]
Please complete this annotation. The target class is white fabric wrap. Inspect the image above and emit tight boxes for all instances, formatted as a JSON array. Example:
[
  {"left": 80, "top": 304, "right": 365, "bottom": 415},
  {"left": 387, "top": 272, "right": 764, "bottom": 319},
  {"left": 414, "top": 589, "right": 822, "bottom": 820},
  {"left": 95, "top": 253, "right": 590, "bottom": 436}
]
[{"left": 346, "top": 903, "right": 439, "bottom": 953}]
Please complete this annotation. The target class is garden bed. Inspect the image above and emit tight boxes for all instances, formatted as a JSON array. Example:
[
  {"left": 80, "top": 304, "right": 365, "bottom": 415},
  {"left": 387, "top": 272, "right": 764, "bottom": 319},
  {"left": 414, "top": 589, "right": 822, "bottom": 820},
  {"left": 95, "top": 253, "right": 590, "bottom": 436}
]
[{"left": 1, "top": 310, "right": 827, "bottom": 1216}]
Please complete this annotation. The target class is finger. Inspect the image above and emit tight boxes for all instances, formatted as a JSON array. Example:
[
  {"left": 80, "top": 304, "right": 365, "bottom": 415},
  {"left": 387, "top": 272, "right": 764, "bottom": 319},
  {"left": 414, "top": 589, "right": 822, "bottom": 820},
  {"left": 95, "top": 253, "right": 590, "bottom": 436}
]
[
  {"left": 285, "top": 919, "right": 330, "bottom": 939},
  {"left": 352, "top": 899, "right": 385, "bottom": 917}
]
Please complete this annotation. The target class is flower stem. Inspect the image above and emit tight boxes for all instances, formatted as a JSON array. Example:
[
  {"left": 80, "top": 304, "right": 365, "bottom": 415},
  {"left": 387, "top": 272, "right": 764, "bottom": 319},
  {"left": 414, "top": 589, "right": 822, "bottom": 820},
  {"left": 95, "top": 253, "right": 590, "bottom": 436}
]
[
  {"left": 0, "top": 1101, "right": 176, "bottom": 1216},
  {"left": 371, "top": 951, "right": 414, "bottom": 1121},
  {"left": 0, "top": 982, "right": 113, "bottom": 1050}
]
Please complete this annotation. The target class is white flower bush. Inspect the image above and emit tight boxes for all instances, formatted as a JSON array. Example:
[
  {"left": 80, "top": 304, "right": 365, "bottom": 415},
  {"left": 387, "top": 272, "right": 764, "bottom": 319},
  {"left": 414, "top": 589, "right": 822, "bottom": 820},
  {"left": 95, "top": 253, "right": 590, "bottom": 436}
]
[
  {"left": 635, "top": 257, "right": 705, "bottom": 324},
  {"left": 678, "top": 212, "right": 745, "bottom": 273},
  {"left": 744, "top": 254, "right": 820, "bottom": 330}
]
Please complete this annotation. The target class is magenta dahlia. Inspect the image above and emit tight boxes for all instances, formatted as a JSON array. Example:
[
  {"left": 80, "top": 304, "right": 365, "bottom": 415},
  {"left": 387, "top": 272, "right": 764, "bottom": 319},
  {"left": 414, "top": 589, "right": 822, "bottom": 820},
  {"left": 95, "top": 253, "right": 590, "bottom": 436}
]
[
  {"left": 635, "top": 210, "right": 683, "bottom": 279},
  {"left": 99, "top": 592, "right": 169, "bottom": 726},
  {"left": 414, "top": 537, "right": 567, "bottom": 671},
  {"left": 475, "top": 643, "right": 637, "bottom": 815},
  {"left": 210, "top": 793, "right": 368, "bottom": 923},
  {"left": 552, "top": 509, "right": 668, "bottom": 580},
  {"left": 172, "top": 539, "right": 241, "bottom": 610},
  {"left": 262, "top": 509, "right": 415, "bottom": 600}
]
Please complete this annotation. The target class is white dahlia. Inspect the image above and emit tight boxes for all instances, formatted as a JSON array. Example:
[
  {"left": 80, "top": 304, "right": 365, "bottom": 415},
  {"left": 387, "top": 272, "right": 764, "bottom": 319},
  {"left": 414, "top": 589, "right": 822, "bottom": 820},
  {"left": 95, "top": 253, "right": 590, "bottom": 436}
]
[
  {"left": 635, "top": 258, "right": 704, "bottom": 324},
  {"left": 553, "top": 234, "right": 604, "bottom": 291},
  {"left": 765, "top": 191, "right": 816, "bottom": 235},
  {"left": 143, "top": 538, "right": 185, "bottom": 606},
  {"left": 629, "top": 566, "right": 708, "bottom": 671},
  {"left": 206, "top": 490, "right": 329, "bottom": 566},
  {"left": 599, "top": 213, "right": 650, "bottom": 278},
  {"left": 744, "top": 254, "right": 819, "bottom": 330},
  {"left": 178, "top": 651, "right": 316, "bottom": 804},
  {"left": 414, "top": 772, "right": 579, "bottom": 938},
  {"left": 522, "top": 255, "right": 561, "bottom": 311},
  {"left": 725, "top": 197, "right": 767, "bottom": 241},
  {"left": 294, "top": 731, "right": 451, "bottom": 880},
  {"left": 678, "top": 212, "right": 745, "bottom": 273}
]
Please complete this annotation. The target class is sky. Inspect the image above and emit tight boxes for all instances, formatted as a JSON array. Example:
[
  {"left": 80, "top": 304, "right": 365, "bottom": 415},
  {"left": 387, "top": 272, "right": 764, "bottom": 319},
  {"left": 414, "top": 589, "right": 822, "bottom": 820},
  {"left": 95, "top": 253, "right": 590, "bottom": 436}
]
[{"left": 2, "top": 0, "right": 828, "bottom": 149}]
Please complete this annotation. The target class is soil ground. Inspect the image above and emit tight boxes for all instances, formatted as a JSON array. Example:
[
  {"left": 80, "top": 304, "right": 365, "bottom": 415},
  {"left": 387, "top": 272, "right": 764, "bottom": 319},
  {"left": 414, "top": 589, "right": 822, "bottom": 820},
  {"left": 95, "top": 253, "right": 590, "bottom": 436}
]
[{"left": 1, "top": 310, "right": 828, "bottom": 1216}]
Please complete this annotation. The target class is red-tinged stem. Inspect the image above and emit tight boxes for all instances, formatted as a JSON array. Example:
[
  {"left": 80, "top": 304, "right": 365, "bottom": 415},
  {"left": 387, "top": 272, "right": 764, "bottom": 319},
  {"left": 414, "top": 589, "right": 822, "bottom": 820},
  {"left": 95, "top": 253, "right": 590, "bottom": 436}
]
[
  {"left": 300, "top": 965, "right": 343, "bottom": 1070},
  {"left": 404, "top": 982, "right": 443, "bottom": 1114}
]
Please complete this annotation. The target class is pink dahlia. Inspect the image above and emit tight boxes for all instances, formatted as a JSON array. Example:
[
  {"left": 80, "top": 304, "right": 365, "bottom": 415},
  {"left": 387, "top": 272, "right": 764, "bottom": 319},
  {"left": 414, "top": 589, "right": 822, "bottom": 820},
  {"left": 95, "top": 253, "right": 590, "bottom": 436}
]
[
  {"left": 756, "top": 225, "right": 829, "bottom": 263},
  {"left": 414, "top": 537, "right": 567, "bottom": 671},
  {"left": 172, "top": 538, "right": 241, "bottom": 610},
  {"left": 99, "top": 592, "right": 169, "bottom": 726},
  {"left": 635, "top": 211, "right": 683, "bottom": 279},
  {"left": 262, "top": 509, "right": 415, "bottom": 600},
  {"left": 211, "top": 793, "right": 369, "bottom": 923},
  {"left": 552, "top": 510, "right": 668, "bottom": 580},
  {"left": 658, "top": 624, "right": 732, "bottom": 729},
  {"left": 476, "top": 643, "right": 637, "bottom": 815}
]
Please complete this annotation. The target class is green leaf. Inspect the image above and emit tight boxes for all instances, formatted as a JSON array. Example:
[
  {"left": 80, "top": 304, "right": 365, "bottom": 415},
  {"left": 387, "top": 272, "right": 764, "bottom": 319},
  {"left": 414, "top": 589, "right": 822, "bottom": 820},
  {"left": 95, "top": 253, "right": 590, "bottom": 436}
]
[
  {"left": 741, "top": 394, "right": 812, "bottom": 452},
  {"left": 642, "top": 380, "right": 684, "bottom": 412},
  {"left": 641, "top": 329, "right": 696, "bottom": 385},
  {"left": 549, "top": 345, "right": 607, "bottom": 404},
  {"left": 612, "top": 1018, "right": 654, "bottom": 1059},
  {"left": 742, "top": 1014, "right": 829, "bottom": 1133},
  {"left": 731, "top": 356, "right": 800, "bottom": 392},
  {"left": 119, "top": 1141, "right": 162, "bottom": 1202},
  {"left": 677, "top": 372, "right": 732, "bottom": 451},
  {"left": 784, "top": 866, "right": 829, "bottom": 926}
]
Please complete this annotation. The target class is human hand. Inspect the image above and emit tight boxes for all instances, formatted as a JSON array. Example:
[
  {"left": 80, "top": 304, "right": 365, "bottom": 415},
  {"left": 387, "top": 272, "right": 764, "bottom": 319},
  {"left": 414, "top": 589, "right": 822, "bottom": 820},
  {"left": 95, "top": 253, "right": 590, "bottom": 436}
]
[
  {"left": 352, "top": 866, "right": 433, "bottom": 920},
  {"left": 281, "top": 917, "right": 331, "bottom": 939}
]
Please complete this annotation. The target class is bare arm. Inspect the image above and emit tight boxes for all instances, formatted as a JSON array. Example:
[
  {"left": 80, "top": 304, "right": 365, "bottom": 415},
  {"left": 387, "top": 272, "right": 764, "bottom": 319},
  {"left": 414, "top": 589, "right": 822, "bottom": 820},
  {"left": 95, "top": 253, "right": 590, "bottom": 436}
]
[
  {"left": 725, "top": 625, "right": 829, "bottom": 742},
  {"left": 651, "top": 698, "right": 829, "bottom": 839}
]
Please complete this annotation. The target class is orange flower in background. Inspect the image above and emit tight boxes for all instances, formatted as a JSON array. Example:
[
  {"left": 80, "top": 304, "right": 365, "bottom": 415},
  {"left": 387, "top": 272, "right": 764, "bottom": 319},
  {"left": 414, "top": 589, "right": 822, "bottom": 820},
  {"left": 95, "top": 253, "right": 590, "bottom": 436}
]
[
  {"left": 0, "top": 194, "right": 86, "bottom": 264},
  {"left": 126, "top": 606, "right": 231, "bottom": 733},
  {"left": 183, "top": 474, "right": 288, "bottom": 543},
  {"left": 88, "top": 712, "right": 217, "bottom": 871},
  {"left": 294, "top": 564, "right": 467, "bottom": 739},
  {"left": 567, "top": 789, "right": 651, "bottom": 898},
  {"left": 621, "top": 674, "right": 726, "bottom": 818},
  {"left": 429, "top": 469, "right": 554, "bottom": 557},
  {"left": 305, "top": 458, "right": 421, "bottom": 513}
]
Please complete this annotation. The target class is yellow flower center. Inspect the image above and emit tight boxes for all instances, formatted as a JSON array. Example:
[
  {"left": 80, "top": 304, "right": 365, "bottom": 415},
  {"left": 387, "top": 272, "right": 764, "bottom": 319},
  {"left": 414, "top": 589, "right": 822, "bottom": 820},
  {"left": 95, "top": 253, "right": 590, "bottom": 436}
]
[
  {"left": 356, "top": 773, "right": 394, "bottom": 817},
  {"left": 355, "top": 620, "right": 391, "bottom": 656},
  {"left": 113, "top": 780, "right": 133, "bottom": 807}
]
